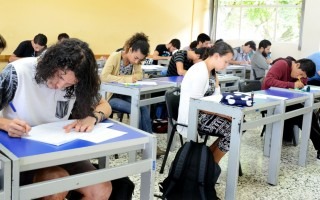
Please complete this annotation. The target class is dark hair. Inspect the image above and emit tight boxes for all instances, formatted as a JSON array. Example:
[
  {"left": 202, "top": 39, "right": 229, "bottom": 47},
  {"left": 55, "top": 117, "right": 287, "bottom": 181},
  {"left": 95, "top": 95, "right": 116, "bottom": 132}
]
[
  {"left": 296, "top": 58, "right": 316, "bottom": 78},
  {"left": 189, "top": 40, "right": 197, "bottom": 49},
  {"left": 209, "top": 41, "right": 233, "bottom": 56},
  {"left": 35, "top": 38, "right": 100, "bottom": 118},
  {"left": 0, "top": 34, "right": 6, "bottom": 49},
  {"left": 197, "top": 33, "right": 211, "bottom": 44},
  {"left": 194, "top": 47, "right": 209, "bottom": 60},
  {"left": 170, "top": 39, "right": 181, "bottom": 49},
  {"left": 58, "top": 33, "right": 70, "bottom": 41},
  {"left": 123, "top": 32, "right": 150, "bottom": 56},
  {"left": 214, "top": 39, "right": 224, "bottom": 44},
  {"left": 34, "top": 33, "right": 47, "bottom": 46},
  {"left": 245, "top": 40, "right": 256, "bottom": 51},
  {"left": 258, "top": 39, "right": 271, "bottom": 49}
]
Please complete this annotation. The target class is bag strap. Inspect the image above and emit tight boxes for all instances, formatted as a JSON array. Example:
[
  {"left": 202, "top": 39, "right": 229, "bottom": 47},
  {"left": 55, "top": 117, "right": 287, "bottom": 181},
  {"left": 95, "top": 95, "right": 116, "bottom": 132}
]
[
  {"left": 198, "top": 144, "right": 208, "bottom": 200},
  {"left": 164, "top": 142, "right": 192, "bottom": 196}
]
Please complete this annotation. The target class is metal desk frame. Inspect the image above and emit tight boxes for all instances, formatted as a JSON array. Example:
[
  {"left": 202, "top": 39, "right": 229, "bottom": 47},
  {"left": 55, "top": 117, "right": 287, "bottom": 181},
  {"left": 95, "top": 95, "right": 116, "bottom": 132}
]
[
  {"left": 100, "top": 81, "right": 175, "bottom": 128},
  {"left": 187, "top": 87, "right": 313, "bottom": 200},
  {"left": 0, "top": 154, "right": 11, "bottom": 200},
  {"left": 0, "top": 120, "right": 156, "bottom": 200}
]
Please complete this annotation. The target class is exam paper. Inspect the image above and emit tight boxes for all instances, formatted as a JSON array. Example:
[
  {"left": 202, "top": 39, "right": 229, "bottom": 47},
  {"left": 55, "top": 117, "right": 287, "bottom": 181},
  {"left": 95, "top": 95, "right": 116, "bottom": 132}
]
[
  {"left": 122, "top": 81, "right": 157, "bottom": 86},
  {"left": 24, "top": 120, "right": 127, "bottom": 146}
]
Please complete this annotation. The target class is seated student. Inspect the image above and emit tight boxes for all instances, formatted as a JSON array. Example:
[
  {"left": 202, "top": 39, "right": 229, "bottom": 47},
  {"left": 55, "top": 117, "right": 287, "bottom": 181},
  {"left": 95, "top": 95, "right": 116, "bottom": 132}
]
[
  {"left": 262, "top": 56, "right": 320, "bottom": 160},
  {"left": 251, "top": 39, "right": 273, "bottom": 79},
  {"left": 9, "top": 33, "right": 47, "bottom": 62},
  {"left": 100, "top": 32, "right": 165, "bottom": 157},
  {"left": 177, "top": 41, "right": 234, "bottom": 163},
  {"left": 195, "top": 33, "right": 212, "bottom": 49},
  {"left": 307, "top": 52, "right": 320, "bottom": 86},
  {"left": 182, "top": 33, "right": 212, "bottom": 51},
  {"left": 57, "top": 33, "right": 70, "bottom": 42},
  {"left": 182, "top": 40, "right": 197, "bottom": 51},
  {"left": 0, "top": 34, "right": 6, "bottom": 54},
  {"left": 152, "top": 39, "right": 181, "bottom": 65},
  {"left": 166, "top": 48, "right": 206, "bottom": 77},
  {"left": 229, "top": 41, "right": 256, "bottom": 65},
  {"left": 0, "top": 39, "right": 113, "bottom": 199}
]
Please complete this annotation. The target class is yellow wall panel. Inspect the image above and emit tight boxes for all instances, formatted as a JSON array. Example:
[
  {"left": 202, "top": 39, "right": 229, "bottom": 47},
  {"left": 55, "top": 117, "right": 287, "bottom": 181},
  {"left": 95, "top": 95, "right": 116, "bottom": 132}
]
[{"left": 0, "top": 0, "right": 208, "bottom": 55}]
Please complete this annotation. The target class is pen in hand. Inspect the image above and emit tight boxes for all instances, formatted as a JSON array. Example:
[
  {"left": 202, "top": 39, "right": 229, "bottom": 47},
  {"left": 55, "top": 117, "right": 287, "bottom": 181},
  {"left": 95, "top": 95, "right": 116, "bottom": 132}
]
[{"left": 8, "top": 102, "right": 30, "bottom": 136}]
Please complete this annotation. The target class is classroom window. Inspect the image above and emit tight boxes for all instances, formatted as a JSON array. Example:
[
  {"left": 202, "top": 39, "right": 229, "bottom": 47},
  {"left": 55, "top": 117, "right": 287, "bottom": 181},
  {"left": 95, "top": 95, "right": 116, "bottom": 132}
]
[{"left": 215, "top": 0, "right": 304, "bottom": 43}]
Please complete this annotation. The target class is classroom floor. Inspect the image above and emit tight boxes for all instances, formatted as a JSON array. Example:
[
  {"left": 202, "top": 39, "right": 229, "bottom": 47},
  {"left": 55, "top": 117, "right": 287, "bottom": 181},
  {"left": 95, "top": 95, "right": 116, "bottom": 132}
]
[{"left": 112, "top": 113, "right": 320, "bottom": 200}]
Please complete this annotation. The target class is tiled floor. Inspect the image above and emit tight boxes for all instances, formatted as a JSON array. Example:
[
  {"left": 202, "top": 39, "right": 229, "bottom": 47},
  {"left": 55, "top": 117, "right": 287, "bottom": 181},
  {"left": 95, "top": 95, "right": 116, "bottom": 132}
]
[{"left": 114, "top": 114, "right": 320, "bottom": 200}]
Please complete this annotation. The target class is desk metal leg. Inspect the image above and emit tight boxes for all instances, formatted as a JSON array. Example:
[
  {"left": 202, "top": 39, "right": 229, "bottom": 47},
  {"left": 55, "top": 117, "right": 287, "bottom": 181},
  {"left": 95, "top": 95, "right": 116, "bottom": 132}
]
[
  {"left": 187, "top": 103, "right": 199, "bottom": 142},
  {"left": 0, "top": 154, "right": 11, "bottom": 200},
  {"left": 141, "top": 136, "right": 156, "bottom": 200},
  {"left": 299, "top": 96, "right": 313, "bottom": 166},
  {"left": 268, "top": 101, "right": 285, "bottom": 185},
  {"left": 130, "top": 93, "right": 140, "bottom": 128},
  {"left": 263, "top": 108, "right": 274, "bottom": 157},
  {"left": 225, "top": 111, "right": 243, "bottom": 200}
]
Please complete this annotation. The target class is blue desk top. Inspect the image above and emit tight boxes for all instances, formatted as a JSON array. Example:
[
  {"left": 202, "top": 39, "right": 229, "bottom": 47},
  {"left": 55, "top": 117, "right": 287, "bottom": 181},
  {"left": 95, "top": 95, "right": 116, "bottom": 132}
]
[
  {"left": 152, "top": 76, "right": 184, "bottom": 83},
  {"left": 0, "top": 120, "right": 147, "bottom": 158},
  {"left": 257, "top": 88, "right": 308, "bottom": 99}
]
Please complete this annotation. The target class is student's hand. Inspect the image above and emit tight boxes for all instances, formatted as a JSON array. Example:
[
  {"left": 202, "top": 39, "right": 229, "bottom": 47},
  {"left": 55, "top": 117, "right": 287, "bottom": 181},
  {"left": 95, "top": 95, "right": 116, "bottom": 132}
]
[
  {"left": 6, "top": 119, "right": 31, "bottom": 137},
  {"left": 294, "top": 81, "right": 305, "bottom": 89},
  {"left": 166, "top": 56, "right": 172, "bottom": 60},
  {"left": 64, "top": 117, "right": 96, "bottom": 133},
  {"left": 240, "top": 61, "right": 249, "bottom": 65},
  {"left": 132, "top": 75, "right": 138, "bottom": 83},
  {"left": 266, "top": 58, "right": 273, "bottom": 64}
]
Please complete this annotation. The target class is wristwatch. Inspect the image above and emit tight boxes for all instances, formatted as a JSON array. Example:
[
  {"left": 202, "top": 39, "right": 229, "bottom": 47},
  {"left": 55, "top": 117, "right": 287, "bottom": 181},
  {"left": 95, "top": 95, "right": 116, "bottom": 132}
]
[{"left": 93, "top": 114, "right": 99, "bottom": 125}]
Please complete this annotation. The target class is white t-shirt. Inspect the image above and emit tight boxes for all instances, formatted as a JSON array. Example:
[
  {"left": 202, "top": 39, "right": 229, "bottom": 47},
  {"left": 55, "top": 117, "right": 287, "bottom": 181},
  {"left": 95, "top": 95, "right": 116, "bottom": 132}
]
[
  {"left": 177, "top": 61, "right": 209, "bottom": 137},
  {"left": 2, "top": 57, "right": 76, "bottom": 126}
]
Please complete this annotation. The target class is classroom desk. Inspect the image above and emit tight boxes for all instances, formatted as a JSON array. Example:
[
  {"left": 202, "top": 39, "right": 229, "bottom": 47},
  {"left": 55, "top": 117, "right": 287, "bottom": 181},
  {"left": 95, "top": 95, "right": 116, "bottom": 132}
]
[
  {"left": 0, "top": 119, "right": 156, "bottom": 200},
  {"left": 257, "top": 87, "right": 313, "bottom": 167},
  {"left": 100, "top": 81, "right": 175, "bottom": 128},
  {"left": 187, "top": 91, "right": 284, "bottom": 200},
  {"left": 223, "top": 65, "right": 246, "bottom": 79},
  {"left": 157, "top": 59, "right": 170, "bottom": 66},
  {"left": 0, "top": 154, "right": 11, "bottom": 200},
  {"left": 150, "top": 75, "right": 240, "bottom": 92},
  {"left": 141, "top": 64, "right": 167, "bottom": 75}
]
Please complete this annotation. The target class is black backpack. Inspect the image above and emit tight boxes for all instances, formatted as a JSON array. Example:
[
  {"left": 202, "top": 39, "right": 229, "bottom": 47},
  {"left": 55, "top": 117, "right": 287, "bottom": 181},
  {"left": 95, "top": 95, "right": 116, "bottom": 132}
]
[{"left": 159, "top": 140, "right": 221, "bottom": 200}]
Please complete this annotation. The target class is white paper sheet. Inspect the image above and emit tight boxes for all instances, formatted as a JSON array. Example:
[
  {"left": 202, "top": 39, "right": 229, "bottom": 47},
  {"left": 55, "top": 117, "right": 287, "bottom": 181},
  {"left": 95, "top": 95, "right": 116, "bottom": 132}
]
[
  {"left": 24, "top": 121, "right": 127, "bottom": 146},
  {"left": 122, "top": 81, "right": 157, "bottom": 86},
  {"left": 254, "top": 93, "right": 288, "bottom": 100}
]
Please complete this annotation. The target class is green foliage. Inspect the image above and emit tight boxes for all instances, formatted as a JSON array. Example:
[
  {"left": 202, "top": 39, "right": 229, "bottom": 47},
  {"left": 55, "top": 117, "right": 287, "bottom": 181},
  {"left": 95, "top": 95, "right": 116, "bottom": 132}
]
[{"left": 216, "top": 0, "right": 303, "bottom": 42}]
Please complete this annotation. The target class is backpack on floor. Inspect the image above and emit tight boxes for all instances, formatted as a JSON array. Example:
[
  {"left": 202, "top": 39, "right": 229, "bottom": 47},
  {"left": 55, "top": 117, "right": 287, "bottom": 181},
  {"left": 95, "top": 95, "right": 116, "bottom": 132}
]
[{"left": 159, "top": 140, "right": 221, "bottom": 200}]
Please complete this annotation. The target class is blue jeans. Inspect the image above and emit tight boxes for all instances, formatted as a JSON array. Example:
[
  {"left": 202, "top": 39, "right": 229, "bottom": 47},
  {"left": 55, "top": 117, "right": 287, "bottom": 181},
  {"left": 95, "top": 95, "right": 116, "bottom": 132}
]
[{"left": 109, "top": 95, "right": 153, "bottom": 134}]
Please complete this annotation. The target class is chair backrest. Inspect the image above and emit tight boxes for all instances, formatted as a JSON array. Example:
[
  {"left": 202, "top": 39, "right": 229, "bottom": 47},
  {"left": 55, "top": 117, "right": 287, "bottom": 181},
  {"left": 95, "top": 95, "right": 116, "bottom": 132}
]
[
  {"left": 165, "top": 87, "right": 181, "bottom": 127},
  {"left": 238, "top": 80, "right": 262, "bottom": 92}
]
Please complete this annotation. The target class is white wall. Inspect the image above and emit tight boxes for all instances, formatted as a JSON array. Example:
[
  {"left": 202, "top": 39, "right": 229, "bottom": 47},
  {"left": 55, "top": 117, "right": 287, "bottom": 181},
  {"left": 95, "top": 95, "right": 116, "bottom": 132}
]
[{"left": 226, "top": 0, "right": 320, "bottom": 60}]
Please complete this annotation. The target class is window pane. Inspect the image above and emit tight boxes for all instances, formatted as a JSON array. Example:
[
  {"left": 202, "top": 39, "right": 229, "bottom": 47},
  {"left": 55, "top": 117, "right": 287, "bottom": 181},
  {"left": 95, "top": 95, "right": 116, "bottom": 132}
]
[
  {"left": 216, "top": 0, "right": 303, "bottom": 43},
  {"left": 275, "top": 7, "right": 301, "bottom": 42},
  {"left": 240, "top": 7, "right": 276, "bottom": 40},
  {"left": 216, "top": 7, "right": 241, "bottom": 40}
]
